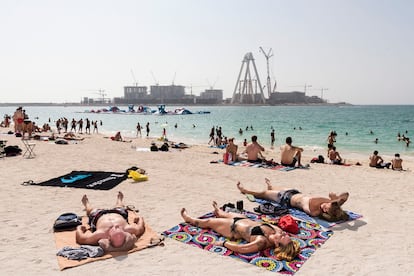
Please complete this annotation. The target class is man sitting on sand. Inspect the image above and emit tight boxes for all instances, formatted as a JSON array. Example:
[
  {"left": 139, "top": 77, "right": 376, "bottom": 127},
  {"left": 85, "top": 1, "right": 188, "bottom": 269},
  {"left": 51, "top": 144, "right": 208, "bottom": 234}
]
[
  {"left": 76, "top": 191, "right": 145, "bottom": 252},
  {"left": 243, "top": 135, "right": 265, "bottom": 163},
  {"left": 369, "top": 150, "right": 391, "bottom": 169},
  {"left": 328, "top": 146, "right": 343, "bottom": 165},
  {"left": 391, "top": 153, "right": 403, "bottom": 170},
  {"left": 237, "top": 178, "right": 349, "bottom": 222},
  {"left": 280, "top": 137, "right": 303, "bottom": 167}
]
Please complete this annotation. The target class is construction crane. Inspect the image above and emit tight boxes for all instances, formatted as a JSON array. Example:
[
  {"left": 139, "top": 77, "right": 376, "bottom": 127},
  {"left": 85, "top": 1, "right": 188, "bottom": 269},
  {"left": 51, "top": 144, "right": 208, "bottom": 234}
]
[
  {"left": 318, "top": 88, "right": 328, "bottom": 100},
  {"left": 130, "top": 69, "right": 138, "bottom": 86},
  {"left": 289, "top": 84, "right": 312, "bottom": 94},
  {"left": 150, "top": 71, "right": 159, "bottom": 86},
  {"left": 95, "top": 89, "right": 107, "bottom": 103},
  {"left": 259, "top": 46, "right": 274, "bottom": 98},
  {"left": 206, "top": 76, "right": 219, "bottom": 90}
]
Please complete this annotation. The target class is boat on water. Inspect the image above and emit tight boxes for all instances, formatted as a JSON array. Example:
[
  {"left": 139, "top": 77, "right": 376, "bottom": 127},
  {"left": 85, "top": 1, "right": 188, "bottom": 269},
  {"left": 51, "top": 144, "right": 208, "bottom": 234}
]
[
  {"left": 81, "top": 105, "right": 153, "bottom": 115},
  {"left": 153, "top": 105, "right": 210, "bottom": 115},
  {"left": 80, "top": 104, "right": 210, "bottom": 115}
]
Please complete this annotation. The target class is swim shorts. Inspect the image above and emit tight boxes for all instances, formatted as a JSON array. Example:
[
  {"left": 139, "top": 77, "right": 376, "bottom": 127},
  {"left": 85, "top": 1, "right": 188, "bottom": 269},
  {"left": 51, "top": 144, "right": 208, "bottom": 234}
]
[
  {"left": 276, "top": 189, "right": 301, "bottom": 208},
  {"left": 281, "top": 157, "right": 297, "bottom": 167},
  {"left": 88, "top": 207, "right": 128, "bottom": 232}
]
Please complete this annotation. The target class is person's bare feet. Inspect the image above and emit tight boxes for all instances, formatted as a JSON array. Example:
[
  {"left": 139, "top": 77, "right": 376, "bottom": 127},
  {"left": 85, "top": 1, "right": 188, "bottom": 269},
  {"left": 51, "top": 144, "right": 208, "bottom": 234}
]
[
  {"left": 236, "top": 182, "right": 247, "bottom": 194},
  {"left": 212, "top": 201, "right": 224, "bottom": 217},
  {"left": 117, "top": 191, "right": 124, "bottom": 202},
  {"left": 265, "top": 178, "right": 272, "bottom": 190},
  {"left": 181, "top": 208, "right": 194, "bottom": 224},
  {"left": 81, "top": 195, "right": 89, "bottom": 207}
]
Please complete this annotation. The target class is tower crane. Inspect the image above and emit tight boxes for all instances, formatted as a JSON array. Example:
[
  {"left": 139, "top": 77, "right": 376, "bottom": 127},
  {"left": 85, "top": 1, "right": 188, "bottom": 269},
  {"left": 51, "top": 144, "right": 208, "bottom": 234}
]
[
  {"left": 259, "top": 46, "right": 274, "bottom": 97},
  {"left": 130, "top": 69, "right": 138, "bottom": 86}
]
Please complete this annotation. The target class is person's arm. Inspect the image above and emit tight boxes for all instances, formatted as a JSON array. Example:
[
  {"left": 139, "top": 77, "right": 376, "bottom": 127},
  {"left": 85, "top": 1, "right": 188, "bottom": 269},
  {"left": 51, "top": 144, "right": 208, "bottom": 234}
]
[
  {"left": 294, "top": 145, "right": 304, "bottom": 152},
  {"left": 75, "top": 225, "right": 101, "bottom": 245},
  {"left": 256, "top": 142, "right": 265, "bottom": 151},
  {"left": 125, "top": 215, "right": 146, "bottom": 238},
  {"left": 214, "top": 238, "right": 266, "bottom": 254}
]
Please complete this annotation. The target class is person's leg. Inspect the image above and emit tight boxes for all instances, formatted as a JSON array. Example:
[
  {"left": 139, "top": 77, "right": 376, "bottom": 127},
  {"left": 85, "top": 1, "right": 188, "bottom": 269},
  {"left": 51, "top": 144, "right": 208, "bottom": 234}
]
[
  {"left": 82, "top": 195, "right": 94, "bottom": 216},
  {"left": 181, "top": 207, "right": 236, "bottom": 238},
  {"left": 115, "top": 191, "right": 125, "bottom": 208},
  {"left": 295, "top": 150, "right": 302, "bottom": 166},
  {"left": 237, "top": 181, "right": 280, "bottom": 201}
]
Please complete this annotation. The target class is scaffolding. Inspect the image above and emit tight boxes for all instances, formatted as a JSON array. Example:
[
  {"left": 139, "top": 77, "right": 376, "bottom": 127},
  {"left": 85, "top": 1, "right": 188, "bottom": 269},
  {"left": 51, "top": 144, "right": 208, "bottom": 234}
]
[{"left": 231, "top": 52, "right": 266, "bottom": 104}]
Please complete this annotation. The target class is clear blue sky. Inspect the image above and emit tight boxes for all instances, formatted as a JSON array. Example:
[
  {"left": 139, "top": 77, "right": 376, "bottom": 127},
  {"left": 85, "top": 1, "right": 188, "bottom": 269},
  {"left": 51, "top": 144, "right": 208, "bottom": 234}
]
[{"left": 1, "top": 0, "right": 413, "bottom": 104}]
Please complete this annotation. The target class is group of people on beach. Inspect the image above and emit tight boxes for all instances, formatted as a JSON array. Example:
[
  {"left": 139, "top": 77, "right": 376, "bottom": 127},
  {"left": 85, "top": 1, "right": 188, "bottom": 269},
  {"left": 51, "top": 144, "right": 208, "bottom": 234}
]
[
  {"left": 77, "top": 175, "right": 350, "bottom": 262},
  {"left": 224, "top": 134, "right": 304, "bottom": 167},
  {"left": 5, "top": 106, "right": 104, "bottom": 140}
]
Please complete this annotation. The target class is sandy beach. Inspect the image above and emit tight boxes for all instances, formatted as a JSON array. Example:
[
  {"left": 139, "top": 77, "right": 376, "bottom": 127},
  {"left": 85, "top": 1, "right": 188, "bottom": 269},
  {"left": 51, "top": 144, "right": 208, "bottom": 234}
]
[{"left": 0, "top": 130, "right": 413, "bottom": 275}]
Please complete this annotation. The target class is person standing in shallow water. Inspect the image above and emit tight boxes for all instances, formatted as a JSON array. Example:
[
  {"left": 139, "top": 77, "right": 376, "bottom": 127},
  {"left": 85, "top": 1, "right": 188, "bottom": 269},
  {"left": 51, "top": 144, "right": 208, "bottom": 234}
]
[
  {"left": 271, "top": 129, "right": 275, "bottom": 148},
  {"left": 146, "top": 122, "right": 150, "bottom": 137},
  {"left": 136, "top": 123, "right": 141, "bottom": 137}
]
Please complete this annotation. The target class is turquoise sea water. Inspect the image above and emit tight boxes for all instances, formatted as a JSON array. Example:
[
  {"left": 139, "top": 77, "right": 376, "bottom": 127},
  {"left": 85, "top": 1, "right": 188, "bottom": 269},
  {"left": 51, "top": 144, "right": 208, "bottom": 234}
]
[{"left": 1, "top": 105, "right": 413, "bottom": 158}]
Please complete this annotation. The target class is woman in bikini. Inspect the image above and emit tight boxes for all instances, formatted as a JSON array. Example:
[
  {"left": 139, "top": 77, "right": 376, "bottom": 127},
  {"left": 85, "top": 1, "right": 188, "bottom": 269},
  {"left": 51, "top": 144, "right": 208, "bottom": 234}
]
[
  {"left": 237, "top": 178, "right": 349, "bottom": 222},
  {"left": 181, "top": 201, "right": 300, "bottom": 261}
]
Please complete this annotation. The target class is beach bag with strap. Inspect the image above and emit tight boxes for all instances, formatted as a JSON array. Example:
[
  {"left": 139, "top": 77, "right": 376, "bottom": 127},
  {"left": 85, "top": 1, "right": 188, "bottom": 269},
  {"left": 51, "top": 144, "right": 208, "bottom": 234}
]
[{"left": 53, "top": 212, "right": 82, "bottom": 231}]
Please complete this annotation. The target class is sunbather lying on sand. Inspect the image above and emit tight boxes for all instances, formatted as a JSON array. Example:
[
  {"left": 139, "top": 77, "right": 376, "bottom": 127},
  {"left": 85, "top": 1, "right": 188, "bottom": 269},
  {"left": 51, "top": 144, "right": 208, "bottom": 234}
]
[
  {"left": 181, "top": 201, "right": 300, "bottom": 261},
  {"left": 237, "top": 178, "right": 349, "bottom": 221},
  {"left": 76, "top": 191, "right": 145, "bottom": 252}
]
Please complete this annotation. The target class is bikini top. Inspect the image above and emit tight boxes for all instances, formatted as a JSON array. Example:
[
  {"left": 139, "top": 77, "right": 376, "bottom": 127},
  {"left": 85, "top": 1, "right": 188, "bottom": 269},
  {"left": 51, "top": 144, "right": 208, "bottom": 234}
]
[{"left": 251, "top": 223, "right": 274, "bottom": 236}]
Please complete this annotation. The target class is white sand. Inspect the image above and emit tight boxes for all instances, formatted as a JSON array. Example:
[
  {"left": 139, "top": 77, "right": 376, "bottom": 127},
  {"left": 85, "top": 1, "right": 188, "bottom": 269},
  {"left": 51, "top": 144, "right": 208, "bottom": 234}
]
[{"left": 0, "top": 129, "right": 413, "bottom": 275}]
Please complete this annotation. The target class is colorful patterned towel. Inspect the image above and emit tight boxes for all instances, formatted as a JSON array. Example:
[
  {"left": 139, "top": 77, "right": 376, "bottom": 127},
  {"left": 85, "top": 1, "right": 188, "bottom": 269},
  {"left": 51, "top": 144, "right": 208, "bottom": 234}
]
[
  {"left": 162, "top": 211, "right": 333, "bottom": 274},
  {"left": 254, "top": 198, "right": 362, "bottom": 229}
]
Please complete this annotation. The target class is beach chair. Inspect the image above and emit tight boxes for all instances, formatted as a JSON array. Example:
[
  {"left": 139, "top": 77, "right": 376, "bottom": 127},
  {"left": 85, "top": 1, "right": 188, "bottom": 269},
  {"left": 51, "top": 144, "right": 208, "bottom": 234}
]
[{"left": 22, "top": 138, "right": 36, "bottom": 158}]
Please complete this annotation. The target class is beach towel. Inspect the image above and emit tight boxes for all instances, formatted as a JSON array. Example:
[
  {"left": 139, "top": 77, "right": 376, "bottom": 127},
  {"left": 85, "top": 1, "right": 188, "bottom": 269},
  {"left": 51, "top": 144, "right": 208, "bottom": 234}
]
[
  {"left": 162, "top": 210, "right": 332, "bottom": 274},
  {"left": 55, "top": 214, "right": 163, "bottom": 270},
  {"left": 253, "top": 198, "right": 362, "bottom": 229},
  {"left": 26, "top": 171, "right": 128, "bottom": 190}
]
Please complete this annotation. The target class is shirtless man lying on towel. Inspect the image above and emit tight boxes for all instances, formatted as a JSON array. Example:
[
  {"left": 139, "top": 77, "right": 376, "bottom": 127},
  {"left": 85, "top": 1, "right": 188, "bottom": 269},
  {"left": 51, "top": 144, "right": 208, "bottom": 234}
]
[
  {"left": 237, "top": 178, "right": 350, "bottom": 222},
  {"left": 76, "top": 191, "right": 145, "bottom": 252}
]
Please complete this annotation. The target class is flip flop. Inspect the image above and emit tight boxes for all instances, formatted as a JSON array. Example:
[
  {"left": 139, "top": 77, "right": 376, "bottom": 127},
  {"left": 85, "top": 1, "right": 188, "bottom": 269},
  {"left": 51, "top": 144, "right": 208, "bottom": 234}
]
[{"left": 246, "top": 194, "right": 256, "bottom": 202}]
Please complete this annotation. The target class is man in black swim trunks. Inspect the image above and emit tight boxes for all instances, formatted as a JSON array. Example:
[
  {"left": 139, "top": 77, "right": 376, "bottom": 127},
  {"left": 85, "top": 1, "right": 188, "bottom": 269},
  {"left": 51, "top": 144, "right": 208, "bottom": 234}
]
[
  {"left": 76, "top": 191, "right": 145, "bottom": 252},
  {"left": 237, "top": 179, "right": 350, "bottom": 222},
  {"left": 280, "top": 137, "right": 303, "bottom": 167}
]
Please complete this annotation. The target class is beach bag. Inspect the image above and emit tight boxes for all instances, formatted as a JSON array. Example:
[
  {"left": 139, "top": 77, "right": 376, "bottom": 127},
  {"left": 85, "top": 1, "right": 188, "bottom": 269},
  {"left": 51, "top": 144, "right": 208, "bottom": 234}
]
[
  {"left": 53, "top": 212, "right": 82, "bottom": 231},
  {"left": 277, "top": 215, "right": 299, "bottom": 234},
  {"left": 253, "top": 203, "right": 289, "bottom": 216},
  {"left": 223, "top": 153, "right": 230, "bottom": 164}
]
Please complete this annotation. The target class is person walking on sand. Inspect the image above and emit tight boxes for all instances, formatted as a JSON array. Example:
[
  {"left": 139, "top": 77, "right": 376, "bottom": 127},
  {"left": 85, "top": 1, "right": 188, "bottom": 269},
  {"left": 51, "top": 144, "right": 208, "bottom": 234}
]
[
  {"left": 93, "top": 120, "right": 98, "bottom": 133},
  {"left": 280, "top": 137, "right": 303, "bottom": 167},
  {"left": 208, "top": 127, "right": 215, "bottom": 145}
]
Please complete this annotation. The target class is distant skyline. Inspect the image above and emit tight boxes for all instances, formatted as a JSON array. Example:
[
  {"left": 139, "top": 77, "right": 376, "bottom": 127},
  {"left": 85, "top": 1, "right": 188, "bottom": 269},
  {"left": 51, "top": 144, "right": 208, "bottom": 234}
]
[{"left": 1, "top": 0, "right": 413, "bottom": 104}]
